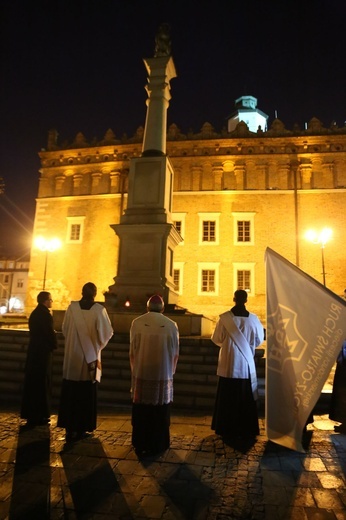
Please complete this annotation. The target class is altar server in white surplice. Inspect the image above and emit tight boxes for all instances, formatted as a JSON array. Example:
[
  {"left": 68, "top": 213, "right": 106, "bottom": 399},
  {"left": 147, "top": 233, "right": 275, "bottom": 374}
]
[
  {"left": 211, "top": 289, "right": 264, "bottom": 443},
  {"left": 57, "top": 282, "right": 113, "bottom": 443},
  {"left": 130, "top": 294, "right": 179, "bottom": 457}
]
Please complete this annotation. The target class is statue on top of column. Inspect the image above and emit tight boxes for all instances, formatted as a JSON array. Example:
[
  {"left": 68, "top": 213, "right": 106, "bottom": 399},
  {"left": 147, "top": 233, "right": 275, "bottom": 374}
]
[{"left": 154, "top": 23, "right": 171, "bottom": 57}]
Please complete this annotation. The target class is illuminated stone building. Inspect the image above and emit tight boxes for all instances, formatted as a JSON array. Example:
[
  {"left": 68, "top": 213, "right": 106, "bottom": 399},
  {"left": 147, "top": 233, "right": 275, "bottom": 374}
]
[
  {"left": 27, "top": 99, "right": 346, "bottom": 323},
  {"left": 0, "top": 256, "right": 29, "bottom": 313}
]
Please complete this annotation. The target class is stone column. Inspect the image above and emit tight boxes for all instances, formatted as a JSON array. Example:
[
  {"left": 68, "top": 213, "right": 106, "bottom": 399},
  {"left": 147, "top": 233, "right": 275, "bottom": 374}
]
[
  {"left": 334, "top": 159, "right": 346, "bottom": 187},
  {"left": 110, "top": 171, "right": 121, "bottom": 193},
  {"left": 234, "top": 164, "right": 245, "bottom": 190},
  {"left": 192, "top": 165, "right": 202, "bottom": 191},
  {"left": 212, "top": 164, "right": 223, "bottom": 190},
  {"left": 142, "top": 56, "right": 176, "bottom": 156},
  {"left": 54, "top": 175, "right": 65, "bottom": 194},
  {"left": 300, "top": 163, "right": 312, "bottom": 189},
  {"left": 91, "top": 172, "right": 102, "bottom": 194},
  {"left": 73, "top": 174, "right": 83, "bottom": 195},
  {"left": 109, "top": 27, "right": 182, "bottom": 308}
]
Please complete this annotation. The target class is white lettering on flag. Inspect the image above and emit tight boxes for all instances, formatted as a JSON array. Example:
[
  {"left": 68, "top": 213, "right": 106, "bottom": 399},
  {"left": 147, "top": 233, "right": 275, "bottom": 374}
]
[{"left": 265, "top": 247, "right": 346, "bottom": 452}]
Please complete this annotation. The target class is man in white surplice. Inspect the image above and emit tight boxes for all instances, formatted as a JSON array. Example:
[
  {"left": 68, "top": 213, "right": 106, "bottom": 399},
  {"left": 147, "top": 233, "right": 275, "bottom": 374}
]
[
  {"left": 129, "top": 294, "right": 179, "bottom": 457},
  {"left": 57, "top": 282, "right": 113, "bottom": 442},
  {"left": 211, "top": 289, "right": 264, "bottom": 442}
]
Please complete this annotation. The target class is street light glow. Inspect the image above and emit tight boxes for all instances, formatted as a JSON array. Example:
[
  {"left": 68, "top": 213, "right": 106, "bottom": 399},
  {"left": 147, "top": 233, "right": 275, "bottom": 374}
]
[
  {"left": 34, "top": 236, "right": 62, "bottom": 252},
  {"left": 304, "top": 228, "right": 332, "bottom": 246},
  {"left": 34, "top": 236, "right": 62, "bottom": 289},
  {"left": 305, "top": 227, "right": 332, "bottom": 286}
]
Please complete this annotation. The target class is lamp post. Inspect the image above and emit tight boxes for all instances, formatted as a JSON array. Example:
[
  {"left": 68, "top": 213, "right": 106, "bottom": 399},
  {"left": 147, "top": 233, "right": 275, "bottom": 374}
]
[
  {"left": 34, "top": 237, "right": 61, "bottom": 289},
  {"left": 305, "top": 228, "right": 332, "bottom": 286}
]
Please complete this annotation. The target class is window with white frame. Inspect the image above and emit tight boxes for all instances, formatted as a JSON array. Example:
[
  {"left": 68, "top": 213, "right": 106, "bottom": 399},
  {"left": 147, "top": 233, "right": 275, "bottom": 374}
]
[
  {"left": 232, "top": 212, "right": 255, "bottom": 246},
  {"left": 172, "top": 212, "right": 186, "bottom": 244},
  {"left": 198, "top": 212, "right": 220, "bottom": 245},
  {"left": 173, "top": 262, "right": 184, "bottom": 294},
  {"left": 233, "top": 262, "right": 255, "bottom": 295},
  {"left": 66, "top": 216, "right": 86, "bottom": 244},
  {"left": 198, "top": 262, "right": 219, "bottom": 295}
]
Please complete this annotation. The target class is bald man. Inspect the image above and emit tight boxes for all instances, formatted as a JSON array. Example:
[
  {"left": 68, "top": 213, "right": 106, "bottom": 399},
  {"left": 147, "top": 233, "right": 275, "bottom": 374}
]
[{"left": 129, "top": 295, "right": 179, "bottom": 457}]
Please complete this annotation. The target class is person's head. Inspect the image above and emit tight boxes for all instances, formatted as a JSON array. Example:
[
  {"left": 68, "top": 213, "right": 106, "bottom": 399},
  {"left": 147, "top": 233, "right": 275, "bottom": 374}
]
[
  {"left": 37, "top": 291, "right": 53, "bottom": 308},
  {"left": 233, "top": 289, "right": 248, "bottom": 305},
  {"left": 147, "top": 294, "right": 164, "bottom": 313},
  {"left": 82, "top": 282, "right": 97, "bottom": 300}
]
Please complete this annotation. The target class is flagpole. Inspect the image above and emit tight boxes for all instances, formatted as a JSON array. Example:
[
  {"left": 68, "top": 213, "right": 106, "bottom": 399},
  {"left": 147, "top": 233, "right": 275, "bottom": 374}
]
[
  {"left": 321, "top": 245, "right": 326, "bottom": 286},
  {"left": 292, "top": 160, "right": 300, "bottom": 266}
]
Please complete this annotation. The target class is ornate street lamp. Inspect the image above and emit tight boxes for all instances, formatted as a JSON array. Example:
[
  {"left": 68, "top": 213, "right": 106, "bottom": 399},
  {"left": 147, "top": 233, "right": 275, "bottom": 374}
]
[
  {"left": 34, "top": 236, "right": 61, "bottom": 289},
  {"left": 305, "top": 228, "right": 332, "bottom": 286}
]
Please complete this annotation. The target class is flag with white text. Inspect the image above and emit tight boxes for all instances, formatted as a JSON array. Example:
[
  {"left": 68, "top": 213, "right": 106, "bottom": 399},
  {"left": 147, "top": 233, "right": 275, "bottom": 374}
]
[{"left": 265, "top": 247, "right": 346, "bottom": 452}]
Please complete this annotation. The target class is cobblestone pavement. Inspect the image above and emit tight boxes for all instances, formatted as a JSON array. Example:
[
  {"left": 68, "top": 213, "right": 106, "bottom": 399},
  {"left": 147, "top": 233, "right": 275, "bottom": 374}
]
[{"left": 0, "top": 408, "right": 345, "bottom": 520}]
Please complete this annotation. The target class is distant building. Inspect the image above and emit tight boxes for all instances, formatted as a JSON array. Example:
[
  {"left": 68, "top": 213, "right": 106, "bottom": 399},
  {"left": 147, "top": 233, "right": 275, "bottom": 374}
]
[
  {"left": 227, "top": 95, "right": 268, "bottom": 133},
  {"left": 26, "top": 97, "right": 346, "bottom": 322},
  {"left": 0, "top": 256, "right": 29, "bottom": 314}
]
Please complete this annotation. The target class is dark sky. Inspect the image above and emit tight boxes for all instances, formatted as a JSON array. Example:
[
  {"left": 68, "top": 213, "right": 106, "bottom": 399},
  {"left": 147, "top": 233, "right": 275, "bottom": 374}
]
[{"left": 0, "top": 0, "right": 345, "bottom": 256}]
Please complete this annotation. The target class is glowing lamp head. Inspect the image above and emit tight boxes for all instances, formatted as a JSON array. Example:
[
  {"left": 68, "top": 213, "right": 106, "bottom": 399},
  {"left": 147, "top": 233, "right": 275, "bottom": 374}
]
[
  {"left": 305, "top": 228, "right": 332, "bottom": 246},
  {"left": 34, "top": 236, "right": 62, "bottom": 252}
]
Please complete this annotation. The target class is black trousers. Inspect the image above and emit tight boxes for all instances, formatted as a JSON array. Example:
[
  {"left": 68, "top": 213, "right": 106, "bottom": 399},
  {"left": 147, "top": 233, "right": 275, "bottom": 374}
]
[{"left": 132, "top": 402, "right": 171, "bottom": 454}]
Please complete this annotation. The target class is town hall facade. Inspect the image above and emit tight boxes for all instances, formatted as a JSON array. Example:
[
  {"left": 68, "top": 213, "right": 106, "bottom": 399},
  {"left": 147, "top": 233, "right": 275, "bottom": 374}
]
[{"left": 27, "top": 95, "right": 346, "bottom": 324}]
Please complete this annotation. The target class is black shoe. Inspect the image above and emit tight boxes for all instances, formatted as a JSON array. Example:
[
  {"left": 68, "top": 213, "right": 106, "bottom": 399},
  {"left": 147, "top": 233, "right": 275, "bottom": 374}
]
[
  {"left": 75, "top": 431, "right": 92, "bottom": 440},
  {"left": 25, "top": 418, "right": 49, "bottom": 427},
  {"left": 23, "top": 420, "right": 37, "bottom": 429},
  {"left": 65, "top": 431, "right": 78, "bottom": 442},
  {"left": 37, "top": 418, "right": 50, "bottom": 425}
]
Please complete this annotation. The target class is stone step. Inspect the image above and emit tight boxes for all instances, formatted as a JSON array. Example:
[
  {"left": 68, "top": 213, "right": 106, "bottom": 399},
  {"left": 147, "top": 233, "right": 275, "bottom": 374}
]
[{"left": 0, "top": 330, "right": 330, "bottom": 415}]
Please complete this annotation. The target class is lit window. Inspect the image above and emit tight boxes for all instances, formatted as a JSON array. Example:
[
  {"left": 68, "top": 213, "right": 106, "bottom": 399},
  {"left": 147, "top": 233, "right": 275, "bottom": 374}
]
[
  {"left": 173, "top": 262, "right": 184, "bottom": 294},
  {"left": 70, "top": 224, "right": 81, "bottom": 241},
  {"left": 202, "top": 221, "right": 216, "bottom": 242},
  {"left": 237, "top": 270, "right": 251, "bottom": 291},
  {"left": 66, "top": 216, "right": 85, "bottom": 244},
  {"left": 202, "top": 270, "right": 215, "bottom": 292},
  {"left": 172, "top": 213, "right": 186, "bottom": 244},
  {"left": 233, "top": 262, "right": 255, "bottom": 295},
  {"left": 198, "top": 213, "right": 220, "bottom": 245},
  {"left": 174, "top": 221, "right": 182, "bottom": 233},
  {"left": 198, "top": 262, "right": 219, "bottom": 295},
  {"left": 232, "top": 212, "right": 255, "bottom": 246},
  {"left": 173, "top": 269, "right": 180, "bottom": 292},
  {"left": 237, "top": 221, "right": 250, "bottom": 242}
]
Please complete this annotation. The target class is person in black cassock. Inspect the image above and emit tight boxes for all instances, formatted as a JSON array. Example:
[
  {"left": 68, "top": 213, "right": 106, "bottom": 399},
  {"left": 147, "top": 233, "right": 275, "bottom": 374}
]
[
  {"left": 329, "top": 339, "right": 346, "bottom": 434},
  {"left": 20, "top": 291, "right": 57, "bottom": 427},
  {"left": 211, "top": 290, "right": 264, "bottom": 442}
]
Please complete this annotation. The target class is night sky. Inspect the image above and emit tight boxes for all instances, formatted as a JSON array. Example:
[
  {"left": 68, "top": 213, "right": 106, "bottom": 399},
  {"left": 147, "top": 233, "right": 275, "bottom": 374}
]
[{"left": 0, "top": 0, "right": 345, "bottom": 256}]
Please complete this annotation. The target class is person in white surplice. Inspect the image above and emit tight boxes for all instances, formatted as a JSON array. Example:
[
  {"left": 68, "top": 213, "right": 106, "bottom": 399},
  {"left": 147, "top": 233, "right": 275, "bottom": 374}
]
[
  {"left": 57, "top": 282, "right": 113, "bottom": 442},
  {"left": 211, "top": 289, "right": 264, "bottom": 443},
  {"left": 129, "top": 294, "right": 179, "bottom": 457}
]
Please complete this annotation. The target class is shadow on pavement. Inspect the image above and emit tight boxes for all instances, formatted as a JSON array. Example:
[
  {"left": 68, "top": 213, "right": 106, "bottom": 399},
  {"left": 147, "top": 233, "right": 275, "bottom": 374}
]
[
  {"left": 59, "top": 437, "right": 133, "bottom": 519},
  {"left": 9, "top": 424, "right": 51, "bottom": 519}
]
